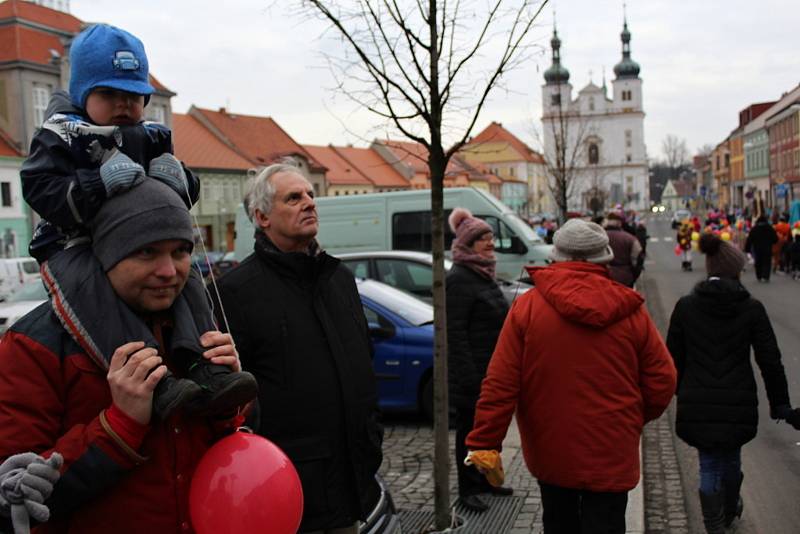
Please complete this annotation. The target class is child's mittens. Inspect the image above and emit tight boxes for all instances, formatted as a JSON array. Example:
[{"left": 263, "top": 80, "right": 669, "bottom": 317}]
[
  {"left": 99, "top": 148, "right": 145, "bottom": 197},
  {"left": 0, "top": 452, "right": 63, "bottom": 525},
  {"left": 148, "top": 153, "right": 190, "bottom": 204}
]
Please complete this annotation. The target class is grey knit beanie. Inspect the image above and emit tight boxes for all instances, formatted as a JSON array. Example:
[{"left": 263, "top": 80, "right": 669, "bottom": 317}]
[
  {"left": 91, "top": 179, "right": 194, "bottom": 271},
  {"left": 699, "top": 233, "right": 745, "bottom": 279},
  {"left": 549, "top": 218, "right": 615, "bottom": 264}
]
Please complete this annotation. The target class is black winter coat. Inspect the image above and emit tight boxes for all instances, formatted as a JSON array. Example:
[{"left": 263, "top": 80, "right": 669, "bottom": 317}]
[
  {"left": 446, "top": 264, "right": 509, "bottom": 408},
  {"left": 212, "top": 233, "right": 383, "bottom": 532},
  {"left": 21, "top": 91, "right": 199, "bottom": 230},
  {"left": 745, "top": 221, "right": 777, "bottom": 259},
  {"left": 666, "top": 278, "right": 790, "bottom": 450}
]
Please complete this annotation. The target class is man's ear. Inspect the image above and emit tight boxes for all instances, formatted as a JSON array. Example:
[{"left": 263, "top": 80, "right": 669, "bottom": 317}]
[{"left": 254, "top": 209, "right": 270, "bottom": 231}]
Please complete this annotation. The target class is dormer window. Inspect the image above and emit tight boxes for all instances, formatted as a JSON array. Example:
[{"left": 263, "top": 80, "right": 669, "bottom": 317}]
[{"left": 588, "top": 143, "right": 599, "bottom": 165}]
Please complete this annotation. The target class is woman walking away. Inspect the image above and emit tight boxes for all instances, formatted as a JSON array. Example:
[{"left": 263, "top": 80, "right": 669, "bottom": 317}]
[
  {"left": 745, "top": 215, "right": 777, "bottom": 282},
  {"left": 666, "top": 233, "right": 800, "bottom": 533},
  {"left": 446, "top": 208, "right": 511, "bottom": 513}
]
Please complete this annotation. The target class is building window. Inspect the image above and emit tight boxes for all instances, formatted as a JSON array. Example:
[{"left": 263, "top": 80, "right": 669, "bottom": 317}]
[
  {"left": 1, "top": 182, "right": 11, "bottom": 207},
  {"left": 625, "top": 130, "right": 632, "bottom": 148},
  {"left": 588, "top": 97, "right": 595, "bottom": 111},
  {"left": 32, "top": 85, "right": 51, "bottom": 127},
  {"left": 588, "top": 143, "right": 599, "bottom": 165},
  {"left": 626, "top": 154, "right": 632, "bottom": 163},
  {"left": 145, "top": 104, "right": 166, "bottom": 124},
  {"left": 621, "top": 90, "right": 631, "bottom": 101},
  {"left": 509, "top": 167, "right": 515, "bottom": 177},
  {"left": 551, "top": 94, "right": 561, "bottom": 106}
]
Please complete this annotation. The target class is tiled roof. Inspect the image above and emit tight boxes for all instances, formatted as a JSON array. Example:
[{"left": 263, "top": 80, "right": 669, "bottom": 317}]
[
  {"left": 149, "top": 74, "right": 174, "bottom": 95},
  {"left": 172, "top": 113, "right": 252, "bottom": 171},
  {"left": 190, "top": 107, "right": 324, "bottom": 171},
  {"left": 0, "top": 24, "right": 64, "bottom": 65},
  {"left": 466, "top": 122, "right": 545, "bottom": 164},
  {"left": 0, "top": 128, "right": 22, "bottom": 157},
  {"left": 0, "top": 0, "right": 82, "bottom": 34},
  {"left": 332, "top": 145, "right": 408, "bottom": 187},
  {"left": 378, "top": 139, "right": 430, "bottom": 174},
  {"left": 303, "top": 145, "right": 372, "bottom": 186}
]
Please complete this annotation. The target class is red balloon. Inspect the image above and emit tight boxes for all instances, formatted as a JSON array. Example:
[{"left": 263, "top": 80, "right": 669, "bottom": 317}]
[{"left": 190, "top": 431, "right": 303, "bottom": 534}]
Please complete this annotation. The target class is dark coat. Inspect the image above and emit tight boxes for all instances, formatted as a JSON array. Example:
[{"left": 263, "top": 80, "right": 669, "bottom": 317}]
[
  {"left": 21, "top": 91, "right": 198, "bottom": 231},
  {"left": 666, "top": 278, "right": 790, "bottom": 450},
  {"left": 446, "top": 263, "right": 509, "bottom": 408},
  {"left": 212, "top": 233, "right": 383, "bottom": 532},
  {"left": 745, "top": 221, "right": 778, "bottom": 259}
]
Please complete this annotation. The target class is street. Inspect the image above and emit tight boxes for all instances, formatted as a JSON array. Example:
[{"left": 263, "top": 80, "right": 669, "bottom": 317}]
[{"left": 643, "top": 215, "right": 800, "bottom": 533}]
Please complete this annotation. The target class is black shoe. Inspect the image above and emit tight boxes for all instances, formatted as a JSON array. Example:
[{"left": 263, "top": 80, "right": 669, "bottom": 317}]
[
  {"left": 187, "top": 362, "right": 258, "bottom": 417},
  {"left": 459, "top": 494, "right": 489, "bottom": 513},
  {"left": 723, "top": 472, "right": 744, "bottom": 528},
  {"left": 152, "top": 371, "right": 204, "bottom": 421},
  {"left": 487, "top": 485, "right": 514, "bottom": 496},
  {"left": 699, "top": 490, "right": 726, "bottom": 534}
]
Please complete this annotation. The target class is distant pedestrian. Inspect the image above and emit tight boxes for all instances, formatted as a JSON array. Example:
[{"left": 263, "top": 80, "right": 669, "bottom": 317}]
[
  {"left": 677, "top": 221, "right": 693, "bottom": 272},
  {"left": 446, "top": 208, "right": 511, "bottom": 513},
  {"left": 745, "top": 216, "right": 777, "bottom": 282},
  {"left": 604, "top": 212, "right": 643, "bottom": 287},
  {"left": 466, "top": 218, "right": 676, "bottom": 534},
  {"left": 790, "top": 234, "right": 800, "bottom": 280},
  {"left": 666, "top": 233, "right": 800, "bottom": 533}
]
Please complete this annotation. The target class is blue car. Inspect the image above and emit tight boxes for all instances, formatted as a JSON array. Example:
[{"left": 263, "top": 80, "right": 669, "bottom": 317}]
[{"left": 356, "top": 279, "right": 434, "bottom": 419}]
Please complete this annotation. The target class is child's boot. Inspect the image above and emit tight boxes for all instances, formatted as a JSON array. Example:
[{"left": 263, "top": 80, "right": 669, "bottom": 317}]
[
  {"left": 186, "top": 360, "right": 258, "bottom": 417},
  {"left": 152, "top": 371, "right": 204, "bottom": 420}
]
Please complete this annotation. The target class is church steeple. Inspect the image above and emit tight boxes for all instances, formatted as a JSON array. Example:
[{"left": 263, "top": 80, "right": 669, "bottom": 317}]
[
  {"left": 613, "top": 17, "right": 640, "bottom": 79},
  {"left": 544, "top": 27, "right": 570, "bottom": 85}
]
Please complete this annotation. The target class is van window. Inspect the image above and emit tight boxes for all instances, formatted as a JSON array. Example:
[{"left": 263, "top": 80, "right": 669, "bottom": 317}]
[
  {"left": 392, "top": 211, "right": 455, "bottom": 251},
  {"left": 482, "top": 216, "right": 520, "bottom": 253},
  {"left": 22, "top": 261, "right": 38, "bottom": 275}
]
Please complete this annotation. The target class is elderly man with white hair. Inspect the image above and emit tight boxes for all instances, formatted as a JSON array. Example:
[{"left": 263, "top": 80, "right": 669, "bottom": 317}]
[{"left": 466, "top": 218, "right": 677, "bottom": 534}]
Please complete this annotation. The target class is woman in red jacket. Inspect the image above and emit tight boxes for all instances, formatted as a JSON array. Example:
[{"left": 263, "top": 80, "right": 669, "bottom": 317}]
[{"left": 467, "top": 219, "right": 676, "bottom": 534}]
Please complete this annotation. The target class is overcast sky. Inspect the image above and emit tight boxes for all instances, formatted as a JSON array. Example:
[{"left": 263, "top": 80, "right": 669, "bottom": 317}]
[{"left": 68, "top": 0, "right": 800, "bottom": 161}]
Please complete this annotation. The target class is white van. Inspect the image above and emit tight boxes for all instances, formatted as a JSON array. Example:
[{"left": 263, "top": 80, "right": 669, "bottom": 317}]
[
  {"left": 234, "top": 188, "right": 551, "bottom": 281},
  {"left": 0, "top": 257, "right": 41, "bottom": 302}
]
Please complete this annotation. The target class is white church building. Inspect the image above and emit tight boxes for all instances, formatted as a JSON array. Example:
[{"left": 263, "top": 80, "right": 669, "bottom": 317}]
[{"left": 541, "top": 20, "right": 649, "bottom": 214}]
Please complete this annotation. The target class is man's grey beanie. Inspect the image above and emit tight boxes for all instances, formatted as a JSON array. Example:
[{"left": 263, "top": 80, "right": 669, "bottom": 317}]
[{"left": 91, "top": 179, "right": 194, "bottom": 271}]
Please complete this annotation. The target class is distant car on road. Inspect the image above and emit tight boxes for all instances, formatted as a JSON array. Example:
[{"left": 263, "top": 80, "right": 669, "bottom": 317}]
[
  {"left": 191, "top": 251, "right": 225, "bottom": 278},
  {"left": 0, "top": 280, "right": 48, "bottom": 337},
  {"left": 357, "top": 278, "right": 434, "bottom": 419},
  {"left": 340, "top": 250, "right": 531, "bottom": 305}
]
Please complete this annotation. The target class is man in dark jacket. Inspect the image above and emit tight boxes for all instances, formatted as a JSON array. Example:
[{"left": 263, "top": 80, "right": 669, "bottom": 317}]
[
  {"left": 213, "top": 164, "right": 383, "bottom": 534},
  {"left": 745, "top": 215, "right": 777, "bottom": 282}
]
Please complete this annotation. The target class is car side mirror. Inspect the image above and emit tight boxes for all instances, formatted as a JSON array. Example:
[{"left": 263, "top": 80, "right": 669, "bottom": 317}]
[{"left": 369, "top": 323, "right": 395, "bottom": 339}]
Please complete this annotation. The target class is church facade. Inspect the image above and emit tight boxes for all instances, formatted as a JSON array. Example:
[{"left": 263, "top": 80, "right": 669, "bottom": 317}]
[{"left": 541, "top": 20, "right": 649, "bottom": 214}]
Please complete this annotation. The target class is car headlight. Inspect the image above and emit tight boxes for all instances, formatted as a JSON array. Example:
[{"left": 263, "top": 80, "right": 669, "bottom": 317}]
[
  {"left": 651, "top": 206, "right": 658, "bottom": 213},
  {"left": 659, "top": 206, "right": 666, "bottom": 212}
]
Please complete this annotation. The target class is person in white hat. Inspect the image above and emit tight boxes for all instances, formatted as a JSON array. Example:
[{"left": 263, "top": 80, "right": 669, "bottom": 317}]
[{"left": 466, "top": 218, "right": 677, "bottom": 534}]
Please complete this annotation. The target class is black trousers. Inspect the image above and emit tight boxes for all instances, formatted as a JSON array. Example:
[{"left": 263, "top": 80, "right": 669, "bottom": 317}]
[
  {"left": 538, "top": 481, "right": 628, "bottom": 534},
  {"left": 754, "top": 252, "right": 772, "bottom": 281},
  {"left": 455, "top": 403, "right": 486, "bottom": 497}
]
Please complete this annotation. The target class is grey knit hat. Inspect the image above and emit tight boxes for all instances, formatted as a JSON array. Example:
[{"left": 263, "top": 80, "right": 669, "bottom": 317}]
[
  {"left": 549, "top": 218, "right": 615, "bottom": 264},
  {"left": 91, "top": 179, "right": 194, "bottom": 271}
]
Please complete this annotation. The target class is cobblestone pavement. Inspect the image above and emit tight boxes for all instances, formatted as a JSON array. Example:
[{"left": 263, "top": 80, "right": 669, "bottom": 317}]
[{"left": 378, "top": 416, "right": 543, "bottom": 533}]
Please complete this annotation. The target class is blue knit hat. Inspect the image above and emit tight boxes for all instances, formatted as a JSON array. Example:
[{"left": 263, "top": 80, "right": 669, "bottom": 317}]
[{"left": 69, "top": 24, "right": 155, "bottom": 109}]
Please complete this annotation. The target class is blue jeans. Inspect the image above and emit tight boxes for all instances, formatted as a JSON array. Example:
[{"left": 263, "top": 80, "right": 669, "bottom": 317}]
[{"left": 698, "top": 448, "right": 741, "bottom": 495}]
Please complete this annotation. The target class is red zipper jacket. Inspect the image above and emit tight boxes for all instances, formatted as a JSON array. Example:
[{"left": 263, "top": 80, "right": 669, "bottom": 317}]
[{"left": 466, "top": 262, "right": 676, "bottom": 492}]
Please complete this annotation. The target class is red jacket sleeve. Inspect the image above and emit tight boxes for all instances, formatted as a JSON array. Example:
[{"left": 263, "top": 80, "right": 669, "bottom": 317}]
[
  {"left": 635, "top": 309, "right": 677, "bottom": 422},
  {"left": 466, "top": 298, "right": 526, "bottom": 451},
  {"left": 0, "top": 330, "right": 149, "bottom": 516}
]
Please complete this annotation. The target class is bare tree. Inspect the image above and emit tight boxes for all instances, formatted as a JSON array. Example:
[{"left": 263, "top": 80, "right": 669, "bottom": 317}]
[
  {"left": 661, "top": 134, "right": 690, "bottom": 179},
  {"left": 298, "top": 1, "right": 547, "bottom": 528},
  {"left": 534, "top": 82, "right": 594, "bottom": 222}
]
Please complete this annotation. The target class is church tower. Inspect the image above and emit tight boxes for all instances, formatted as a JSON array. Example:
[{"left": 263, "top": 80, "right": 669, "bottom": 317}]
[
  {"left": 542, "top": 28, "right": 572, "bottom": 116},
  {"left": 611, "top": 18, "right": 642, "bottom": 112}
]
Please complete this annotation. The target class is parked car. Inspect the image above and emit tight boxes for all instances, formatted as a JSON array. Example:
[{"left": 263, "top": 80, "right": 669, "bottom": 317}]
[
  {"left": 191, "top": 251, "right": 225, "bottom": 278},
  {"left": 357, "top": 278, "right": 434, "bottom": 419},
  {"left": 211, "top": 251, "right": 239, "bottom": 278},
  {"left": 0, "top": 280, "right": 48, "bottom": 337},
  {"left": 671, "top": 209, "right": 692, "bottom": 229},
  {"left": 0, "top": 257, "right": 40, "bottom": 302},
  {"left": 341, "top": 250, "right": 531, "bottom": 305}
]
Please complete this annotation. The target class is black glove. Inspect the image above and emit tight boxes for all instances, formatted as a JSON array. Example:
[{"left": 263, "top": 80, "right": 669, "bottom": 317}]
[
  {"left": 770, "top": 404, "right": 792, "bottom": 421},
  {"left": 786, "top": 408, "right": 800, "bottom": 431}
]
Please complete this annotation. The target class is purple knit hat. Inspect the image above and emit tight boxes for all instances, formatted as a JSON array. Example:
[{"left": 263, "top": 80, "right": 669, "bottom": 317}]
[{"left": 448, "top": 208, "right": 492, "bottom": 247}]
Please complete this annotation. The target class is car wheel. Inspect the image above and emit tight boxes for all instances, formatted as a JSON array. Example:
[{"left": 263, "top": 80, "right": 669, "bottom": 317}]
[{"left": 420, "top": 375, "right": 434, "bottom": 421}]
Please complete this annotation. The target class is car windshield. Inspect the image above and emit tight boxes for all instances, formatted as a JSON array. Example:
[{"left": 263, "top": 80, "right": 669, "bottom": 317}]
[
  {"left": 507, "top": 213, "right": 543, "bottom": 243},
  {"left": 675, "top": 210, "right": 691, "bottom": 219},
  {"left": 8, "top": 281, "right": 48, "bottom": 302},
  {"left": 358, "top": 280, "right": 433, "bottom": 326}
]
